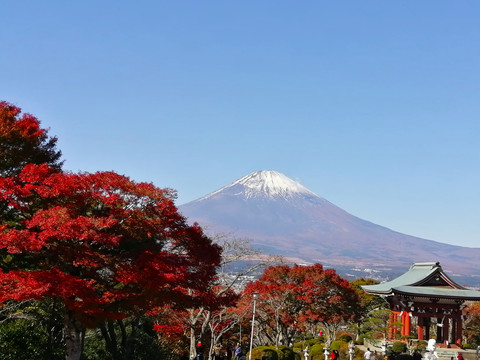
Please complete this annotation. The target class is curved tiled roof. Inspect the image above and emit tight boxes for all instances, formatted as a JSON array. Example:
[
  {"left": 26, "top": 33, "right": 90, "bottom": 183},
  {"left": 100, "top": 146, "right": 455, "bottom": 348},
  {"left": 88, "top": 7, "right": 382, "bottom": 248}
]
[
  {"left": 362, "top": 262, "right": 480, "bottom": 300},
  {"left": 390, "top": 285, "right": 480, "bottom": 300}
]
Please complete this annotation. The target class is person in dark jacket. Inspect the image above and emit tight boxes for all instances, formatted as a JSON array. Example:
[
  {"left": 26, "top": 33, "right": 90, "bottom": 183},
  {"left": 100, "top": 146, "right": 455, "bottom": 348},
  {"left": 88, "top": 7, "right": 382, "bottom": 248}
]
[{"left": 234, "top": 343, "right": 242, "bottom": 360}]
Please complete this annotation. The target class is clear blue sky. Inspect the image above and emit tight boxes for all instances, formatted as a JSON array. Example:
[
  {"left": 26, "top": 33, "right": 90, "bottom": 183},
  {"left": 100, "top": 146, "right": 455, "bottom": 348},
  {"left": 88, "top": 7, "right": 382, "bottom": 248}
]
[{"left": 2, "top": 1, "right": 480, "bottom": 248}]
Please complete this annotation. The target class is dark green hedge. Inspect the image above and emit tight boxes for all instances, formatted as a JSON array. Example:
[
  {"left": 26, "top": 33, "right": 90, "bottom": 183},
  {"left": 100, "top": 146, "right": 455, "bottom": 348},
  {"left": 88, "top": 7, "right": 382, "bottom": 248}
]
[{"left": 250, "top": 345, "right": 300, "bottom": 360}]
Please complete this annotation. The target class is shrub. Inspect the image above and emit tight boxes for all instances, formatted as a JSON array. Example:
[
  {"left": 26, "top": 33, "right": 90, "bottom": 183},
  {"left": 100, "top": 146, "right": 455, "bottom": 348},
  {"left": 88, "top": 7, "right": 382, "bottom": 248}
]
[
  {"left": 294, "top": 338, "right": 321, "bottom": 349},
  {"left": 355, "top": 335, "right": 365, "bottom": 345},
  {"left": 295, "top": 333, "right": 315, "bottom": 343},
  {"left": 280, "top": 346, "right": 297, "bottom": 360},
  {"left": 410, "top": 340, "right": 427, "bottom": 351},
  {"left": 338, "top": 334, "right": 353, "bottom": 343},
  {"left": 331, "top": 340, "right": 350, "bottom": 359},
  {"left": 331, "top": 340, "right": 348, "bottom": 350},
  {"left": 251, "top": 346, "right": 278, "bottom": 360},
  {"left": 392, "top": 342, "right": 407, "bottom": 353},
  {"left": 330, "top": 341, "right": 341, "bottom": 351},
  {"left": 352, "top": 348, "right": 364, "bottom": 360},
  {"left": 310, "top": 343, "right": 325, "bottom": 360},
  {"left": 396, "top": 354, "right": 413, "bottom": 360},
  {"left": 0, "top": 318, "right": 64, "bottom": 360},
  {"left": 250, "top": 345, "right": 298, "bottom": 360}
]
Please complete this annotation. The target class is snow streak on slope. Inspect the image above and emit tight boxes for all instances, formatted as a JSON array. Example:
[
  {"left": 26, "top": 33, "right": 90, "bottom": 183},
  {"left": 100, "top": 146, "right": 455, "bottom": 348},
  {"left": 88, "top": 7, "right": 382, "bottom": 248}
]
[{"left": 199, "top": 170, "right": 318, "bottom": 200}]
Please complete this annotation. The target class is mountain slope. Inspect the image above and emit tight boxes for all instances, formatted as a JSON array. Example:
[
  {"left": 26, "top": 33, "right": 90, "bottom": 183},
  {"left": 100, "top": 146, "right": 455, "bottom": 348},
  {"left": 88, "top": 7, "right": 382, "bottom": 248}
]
[{"left": 179, "top": 170, "right": 480, "bottom": 281}]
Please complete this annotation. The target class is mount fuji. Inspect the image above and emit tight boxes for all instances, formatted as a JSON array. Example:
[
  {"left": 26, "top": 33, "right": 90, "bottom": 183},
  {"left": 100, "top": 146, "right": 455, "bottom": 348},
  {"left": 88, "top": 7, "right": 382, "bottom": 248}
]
[{"left": 179, "top": 170, "right": 480, "bottom": 284}]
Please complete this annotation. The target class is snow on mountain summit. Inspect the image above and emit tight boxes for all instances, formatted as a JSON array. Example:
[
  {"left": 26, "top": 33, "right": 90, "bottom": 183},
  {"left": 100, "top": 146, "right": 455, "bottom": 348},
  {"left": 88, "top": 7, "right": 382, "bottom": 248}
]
[
  {"left": 200, "top": 170, "right": 318, "bottom": 200},
  {"left": 235, "top": 170, "right": 316, "bottom": 197}
]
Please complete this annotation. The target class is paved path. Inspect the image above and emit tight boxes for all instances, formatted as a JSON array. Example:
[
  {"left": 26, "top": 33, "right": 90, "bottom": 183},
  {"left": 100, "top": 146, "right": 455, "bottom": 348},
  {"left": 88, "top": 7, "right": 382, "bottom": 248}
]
[{"left": 361, "top": 340, "right": 479, "bottom": 360}]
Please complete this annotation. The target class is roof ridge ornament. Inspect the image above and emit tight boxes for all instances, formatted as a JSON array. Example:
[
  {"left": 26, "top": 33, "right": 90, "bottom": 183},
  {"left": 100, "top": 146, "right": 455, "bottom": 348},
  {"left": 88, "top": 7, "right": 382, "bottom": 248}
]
[{"left": 410, "top": 262, "right": 440, "bottom": 269}]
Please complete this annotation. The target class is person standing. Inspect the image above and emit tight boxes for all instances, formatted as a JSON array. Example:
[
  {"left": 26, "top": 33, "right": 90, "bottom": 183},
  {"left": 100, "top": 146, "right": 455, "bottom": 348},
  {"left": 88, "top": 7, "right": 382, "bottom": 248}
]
[
  {"left": 234, "top": 343, "right": 242, "bottom": 360},
  {"left": 364, "top": 348, "right": 372, "bottom": 360},
  {"left": 331, "top": 350, "right": 340, "bottom": 360}
]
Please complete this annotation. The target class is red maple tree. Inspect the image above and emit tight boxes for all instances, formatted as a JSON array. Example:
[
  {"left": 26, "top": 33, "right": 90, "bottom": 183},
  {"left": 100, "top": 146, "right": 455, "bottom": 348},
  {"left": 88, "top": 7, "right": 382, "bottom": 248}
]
[
  {"left": 240, "top": 264, "right": 359, "bottom": 347},
  {"left": 0, "top": 164, "right": 221, "bottom": 359},
  {"left": 0, "top": 101, "right": 62, "bottom": 177},
  {"left": 463, "top": 302, "right": 480, "bottom": 345}
]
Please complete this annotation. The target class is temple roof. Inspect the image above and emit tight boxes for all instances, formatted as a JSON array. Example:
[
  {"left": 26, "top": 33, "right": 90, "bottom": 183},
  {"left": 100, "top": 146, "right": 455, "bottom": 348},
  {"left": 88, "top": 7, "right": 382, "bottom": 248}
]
[{"left": 362, "top": 262, "right": 480, "bottom": 300}]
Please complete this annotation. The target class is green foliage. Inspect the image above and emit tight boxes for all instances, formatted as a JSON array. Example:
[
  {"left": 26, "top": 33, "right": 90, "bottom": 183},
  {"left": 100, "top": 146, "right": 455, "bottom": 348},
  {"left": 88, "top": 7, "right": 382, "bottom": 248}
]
[
  {"left": 309, "top": 343, "right": 325, "bottom": 360},
  {"left": 280, "top": 347, "right": 297, "bottom": 360},
  {"left": 83, "top": 317, "right": 170, "bottom": 360},
  {"left": 338, "top": 334, "right": 353, "bottom": 343},
  {"left": 0, "top": 313, "right": 174, "bottom": 360},
  {"left": 330, "top": 340, "right": 347, "bottom": 351},
  {"left": 294, "top": 333, "right": 315, "bottom": 343},
  {"left": 410, "top": 340, "right": 427, "bottom": 351},
  {"left": 350, "top": 278, "right": 389, "bottom": 326},
  {"left": 330, "top": 340, "right": 350, "bottom": 359},
  {"left": 352, "top": 347, "right": 364, "bottom": 360},
  {"left": 251, "top": 347, "right": 278, "bottom": 360},
  {"left": 0, "top": 299, "right": 64, "bottom": 360},
  {"left": 391, "top": 341, "right": 407, "bottom": 353},
  {"left": 395, "top": 354, "right": 413, "bottom": 360},
  {"left": 83, "top": 331, "right": 110, "bottom": 360},
  {"left": 0, "top": 318, "right": 63, "bottom": 360},
  {"left": 294, "top": 338, "right": 322, "bottom": 349},
  {"left": 363, "top": 309, "right": 393, "bottom": 341},
  {"left": 355, "top": 335, "right": 366, "bottom": 345},
  {"left": 250, "top": 345, "right": 298, "bottom": 360}
]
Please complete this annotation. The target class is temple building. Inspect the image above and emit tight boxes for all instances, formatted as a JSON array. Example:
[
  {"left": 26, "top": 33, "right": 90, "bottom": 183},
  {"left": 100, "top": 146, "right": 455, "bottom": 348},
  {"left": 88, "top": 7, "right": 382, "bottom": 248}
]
[{"left": 362, "top": 262, "right": 480, "bottom": 345}]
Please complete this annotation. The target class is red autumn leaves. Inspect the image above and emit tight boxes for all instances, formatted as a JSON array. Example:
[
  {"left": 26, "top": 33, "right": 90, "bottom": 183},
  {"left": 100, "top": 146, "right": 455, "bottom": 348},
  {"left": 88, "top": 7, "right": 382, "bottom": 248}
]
[{"left": 0, "top": 101, "right": 222, "bottom": 327}]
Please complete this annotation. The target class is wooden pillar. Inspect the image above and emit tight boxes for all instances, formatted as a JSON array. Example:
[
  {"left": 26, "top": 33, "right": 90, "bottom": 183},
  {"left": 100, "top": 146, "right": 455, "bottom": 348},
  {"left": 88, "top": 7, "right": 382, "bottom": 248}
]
[
  {"left": 400, "top": 312, "right": 405, "bottom": 336},
  {"left": 400, "top": 312, "right": 407, "bottom": 337},
  {"left": 417, "top": 317, "right": 424, "bottom": 340},
  {"left": 437, "top": 317, "right": 443, "bottom": 343},
  {"left": 404, "top": 312, "right": 411, "bottom": 336},
  {"left": 452, "top": 318, "right": 456, "bottom": 343},
  {"left": 391, "top": 312, "right": 400, "bottom": 338},
  {"left": 418, "top": 324, "right": 424, "bottom": 340},
  {"left": 442, "top": 317, "right": 449, "bottom": 344},
  {"left": 389, "top": 312, "right": 395, "bottom": 339},
  {"left": 455, "top": 314, "right": 463, "bottom": 346},
  {"left": 425, "top": 317, "right": 431, "bottom": 339}
]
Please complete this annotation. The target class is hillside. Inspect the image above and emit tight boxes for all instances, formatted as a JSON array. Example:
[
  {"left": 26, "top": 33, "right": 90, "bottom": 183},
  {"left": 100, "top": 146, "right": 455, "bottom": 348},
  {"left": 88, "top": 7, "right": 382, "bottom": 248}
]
[{"left": 179, "top": 170, "right": 480, "bottom": 285}]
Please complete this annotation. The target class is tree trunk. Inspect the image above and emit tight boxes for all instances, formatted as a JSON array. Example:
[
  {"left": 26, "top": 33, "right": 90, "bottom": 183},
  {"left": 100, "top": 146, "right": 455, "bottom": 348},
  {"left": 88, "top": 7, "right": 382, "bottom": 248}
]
[
  {"left": 123, "top": 318, "right": 138, "bottom": 360},
  {"left": 64, "top": 310, "right": 85, "bottom": 360},
  {"left": 188, "top": 307, "right": 205, "bottom": 359},
  {"left": 190, "top": 329, "right": 197, "bottom": 359}
]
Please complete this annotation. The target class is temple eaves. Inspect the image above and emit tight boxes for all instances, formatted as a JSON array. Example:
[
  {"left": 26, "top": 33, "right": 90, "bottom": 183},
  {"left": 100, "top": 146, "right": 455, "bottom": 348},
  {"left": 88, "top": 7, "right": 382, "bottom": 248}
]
[{"left": 362, "top": 262, "right": 480, "bottom": 300}]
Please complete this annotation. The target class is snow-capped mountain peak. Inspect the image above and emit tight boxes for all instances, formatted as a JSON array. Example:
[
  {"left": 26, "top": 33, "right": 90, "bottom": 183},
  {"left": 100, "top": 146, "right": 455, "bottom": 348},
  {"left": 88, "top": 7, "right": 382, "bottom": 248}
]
[
  {"left": 234, "top": 170, "right": 316, "bottom": 198},
  {"left": 180, "top": 170, "right": 480, "bottom": 285},
  {"left": 200, "top": 170, "right": 318, "bottom": 200}
]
